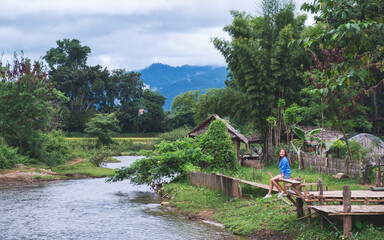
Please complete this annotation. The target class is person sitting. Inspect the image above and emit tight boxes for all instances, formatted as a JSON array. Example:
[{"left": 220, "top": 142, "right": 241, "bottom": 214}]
[{"left": 264, "top": 148, "right": 291, "bottom": 199}]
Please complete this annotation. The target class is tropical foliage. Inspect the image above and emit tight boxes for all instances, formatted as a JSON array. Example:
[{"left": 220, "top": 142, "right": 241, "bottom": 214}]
[
  {"left": 212, "top": 0, "right": 309, "bottom": 133},
  {"left": 107, "top": 119, "right": 238, "bottom": 188},
  {"left": 0, "top": 137, "right": 30, "bottom": 169},
  {"left": 295, "top": 0, "right": 384, "bottom": 168},
  {"left": 85, "top": 113, "right": 121, "bottom": 146},
  {"left": 43, "top": 39, "right": 167, "bottom": 133},
  {"left": 0, "top": 56, "right": 68, "bottom": 160}
]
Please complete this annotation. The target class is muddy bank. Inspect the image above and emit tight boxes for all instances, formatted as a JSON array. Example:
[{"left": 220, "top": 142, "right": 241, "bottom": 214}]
[
  {"left": 0, "top": 159, "right": 93, "bottom": 186},
  {"left": 0, "top": 169, "right": 94, "bottom": 186}
]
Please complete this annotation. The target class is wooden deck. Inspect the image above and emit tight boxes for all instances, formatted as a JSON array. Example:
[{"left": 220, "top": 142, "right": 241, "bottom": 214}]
[
  {"left": 198, "top": 173, "right": 384, "bottom": 238},
  {"left": 310, "top": 205, "right": 384, "bottom": 216},
  {"left": 306, "top": 190, "right": 384, "bottom": 203},
  {"left": 308, "top": 190, "right": 384, "bottom": 199}
]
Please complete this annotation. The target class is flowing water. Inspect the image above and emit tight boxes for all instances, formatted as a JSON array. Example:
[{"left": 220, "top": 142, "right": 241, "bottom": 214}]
[{"left": 0, "top": 156, "right": 247, "bottom": 240}]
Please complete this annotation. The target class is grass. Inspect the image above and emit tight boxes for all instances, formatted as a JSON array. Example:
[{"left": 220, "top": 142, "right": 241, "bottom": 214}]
[
  {"left": 67, "top": 137, "right": 158, "bottom": 141},
  {"left": 52, "top": 161, "right": 115, "bottom": 177},
  {"left": 162, "top": 164, "right": 382, "bottom": 239},
  {"left": 65, "top": 131, "right": 158, "bottom": 138},
  {"left": 163, "top": 180, "right": 384, "bottom": 239},
  {"left": 32, "top": 175, "right": 69, "bottom": 181},
  {"left": 223, "top": 163, "right": 370, "bottom": 191}
]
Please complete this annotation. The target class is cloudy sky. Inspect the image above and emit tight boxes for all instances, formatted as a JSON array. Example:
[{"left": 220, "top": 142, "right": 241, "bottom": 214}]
[{"left": 0, "top": 0, "right": 315, "bottom": 71}]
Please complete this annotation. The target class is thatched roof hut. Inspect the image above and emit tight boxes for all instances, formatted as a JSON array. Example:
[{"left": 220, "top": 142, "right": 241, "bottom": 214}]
[
  {"left": 188, "top": 114, "right": 248, "bottom": 159},
  {"left": 247, "top": 133, "right": 263, "bottom": 144}
]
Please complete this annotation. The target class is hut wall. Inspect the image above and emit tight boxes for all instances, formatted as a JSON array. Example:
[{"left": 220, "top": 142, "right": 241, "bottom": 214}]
[
  {"left": 232, "top": 139, "right": 240, "bottom": 159},
  {"left": 359, "top": 138, "right": 384, "bottom": 156}
]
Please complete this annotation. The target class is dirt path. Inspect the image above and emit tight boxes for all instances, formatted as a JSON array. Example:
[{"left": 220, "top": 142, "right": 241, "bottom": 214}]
[{"left": 65, "top": 159, "right": 86, "bottom": 166}]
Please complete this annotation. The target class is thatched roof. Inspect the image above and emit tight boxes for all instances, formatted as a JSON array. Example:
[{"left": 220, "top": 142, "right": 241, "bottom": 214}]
[
  {"left": 298, "top": 126, "right": 343, "bottom": 149},
  {"left": 247, "top": 133, "right": 263, "bottom": 144},
  {"left": 188, "top": 114, "right": 248, "bottom": 144}
]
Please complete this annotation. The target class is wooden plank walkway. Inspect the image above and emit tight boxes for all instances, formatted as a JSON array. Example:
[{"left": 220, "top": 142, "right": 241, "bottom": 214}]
[
  {"left": 213, "top": 173, "right": 278, "bottom": 192},
  {"left": 310, "top": 205, "right": 384, "bottom": 216},
  {"left": 238, "top": 179, "right": 271, "bottom": 191},
  {"left": 204, "top": 173, "right": 384, "bottom": 238}
]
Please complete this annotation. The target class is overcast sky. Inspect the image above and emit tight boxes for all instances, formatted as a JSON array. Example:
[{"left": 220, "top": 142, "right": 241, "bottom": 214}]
[{"left": 0, "top": 0, "right": 315, "bottom": 71}]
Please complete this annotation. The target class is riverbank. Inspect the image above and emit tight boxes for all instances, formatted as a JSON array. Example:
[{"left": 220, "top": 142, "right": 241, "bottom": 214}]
[
  {"left": 162, "top": 180, "right": 384, "bottom": 240},
  {"left": 0, "top": 159, "right": 115, "bottom": 186}
]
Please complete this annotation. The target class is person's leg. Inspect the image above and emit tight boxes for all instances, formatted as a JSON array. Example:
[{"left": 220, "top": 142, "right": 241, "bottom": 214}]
[
  {"left": 267, "top": 175, "right": 281, "bottom": 195},
  {"left": 272, "top": 179, "right": 283, "bottom": 193}
]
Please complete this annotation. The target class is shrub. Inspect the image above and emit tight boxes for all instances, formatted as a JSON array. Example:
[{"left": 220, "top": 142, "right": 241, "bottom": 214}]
[
  {"left": 199, "top": 119, "right": 238, "bottom": 171},
  {"left": 84, "top": 113, "right": 120, "bottom": 146},
  {"left": 329, "top": 139, "right": 367, "bottom": 160},
  {"left": 157, "top": 126, "right": 190, "bottom": 142},
  {"left": 107, "top": 137, "right": 205, "bottom": 188},
  {"left": 41, "top": 130, "right": 71, "bottom": 166},
  {"left": 108, "top": 120, "right": 239, "bottom": 188},
  {"left": 0, "top": 137, "right": 30, "bottom": 169}
]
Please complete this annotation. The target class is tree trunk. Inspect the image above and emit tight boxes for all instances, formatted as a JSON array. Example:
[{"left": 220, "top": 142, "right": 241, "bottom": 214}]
[
  {"left": 263, "top": 129, "right": 274, "bottom": 164},
  {"left": 338, "top": 118, "right": 352, "bottom": 175}
]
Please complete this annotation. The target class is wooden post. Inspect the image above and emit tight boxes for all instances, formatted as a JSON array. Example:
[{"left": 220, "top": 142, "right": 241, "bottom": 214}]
[
  {"left": 238, "top": 181, "right": 242, "bottom": 198},
  {"left": 307, "top": 207, "right": 311, "bottom": 224},
  {"left": 320, "top": 215, "right": 325, "bottom": 229},
  {"left": 364, "top": 196, "right": 369, "bottom": 205},
  {"left": 296, "top": 198, "right": 304, "bottom": 218},
  {"left": 343, "top": 185, "right": 352, "bottom": 238},
  {"left": 319, "top": 182, "right": 324, "bottom": 205}
]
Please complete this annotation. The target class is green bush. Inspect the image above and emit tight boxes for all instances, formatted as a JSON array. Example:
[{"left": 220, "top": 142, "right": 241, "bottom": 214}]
[
  {"left": 41, "top": 130, "right": 71, "bottom": 166},
  {"left": 329, "top": 139, "right": 367, "bottom": 160},
  {"left": 199, "top": 119, "right": 238, "bottom": 171},
  {"left": 108, "top": 119, "right": 239, "bottom": 188},
  {"left": 0, "top": 137, "right": 30, "bottom": 169},
  {"left": 107, "top": 137, "right": 205, "bottom": 188},
  {"left": 157, "top": 126, "right": 190, "bottom": 142},
  {"left": 118, "top": 139, "right": 156, "bottom": 152},
  {"left": 84, "top": 113, "right": 120, "bottom": 146}
]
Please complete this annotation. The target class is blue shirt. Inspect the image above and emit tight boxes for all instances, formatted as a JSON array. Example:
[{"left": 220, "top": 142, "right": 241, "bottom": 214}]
[{"left": 279, "top": 156, "right": 291, "bottom": 176}]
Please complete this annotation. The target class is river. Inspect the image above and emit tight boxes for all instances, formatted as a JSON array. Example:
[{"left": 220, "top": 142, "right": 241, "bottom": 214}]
[{"left": 0, "top": 156, "right": 247, "bottom": 240}]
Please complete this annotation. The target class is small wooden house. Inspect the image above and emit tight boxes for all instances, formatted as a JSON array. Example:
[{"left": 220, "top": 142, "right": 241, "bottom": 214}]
[{"left": 188, "top": 114, "right": 248, "bottom": 159}]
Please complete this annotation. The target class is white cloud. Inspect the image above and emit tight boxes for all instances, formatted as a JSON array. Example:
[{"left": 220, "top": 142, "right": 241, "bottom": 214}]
[{"left": 0, "top": 0, "right": 316, "bottom": 70}]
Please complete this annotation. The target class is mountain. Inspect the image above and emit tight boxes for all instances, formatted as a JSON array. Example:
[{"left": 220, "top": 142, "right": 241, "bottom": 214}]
[{"left": 138, "top": 63, "right": 228, "bottom": 111}]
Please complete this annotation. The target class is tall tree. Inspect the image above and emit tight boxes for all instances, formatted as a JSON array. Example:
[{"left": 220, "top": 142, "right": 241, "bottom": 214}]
[
  {"left": 85, "top": 113, "right": 120, "bottom": 146},
  {"left": 297, "top": 0, "right": 384, "bottom": 168},
  {"left": 169, "top": 90, "right": 201, "bottom": 129},
  {"left": 0, "top": 56, "right": 67, "bottom": 158},
  {"left": 194, "top": 88, "right": 247, "bottom": 124},
  {"left": 114, "top": 71, "right": 146, "bottom": 132},
  {"left": 44, "top": 39, "right": 108, "bottom": 131},
  {"left": 213, "top": 0, "right": 308, "bottom": 161},
  {"left": 134, "top": 89, "right": 166, "bottom": 133}
]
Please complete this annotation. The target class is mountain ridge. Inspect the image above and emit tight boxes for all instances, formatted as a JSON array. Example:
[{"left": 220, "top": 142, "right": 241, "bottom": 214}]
[{"left": 138, "top": 63, "right": 228, "bottom": 110}]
